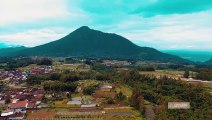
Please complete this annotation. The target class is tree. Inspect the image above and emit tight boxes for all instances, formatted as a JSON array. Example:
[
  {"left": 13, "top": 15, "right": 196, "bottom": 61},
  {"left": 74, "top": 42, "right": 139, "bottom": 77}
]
[
  {"left": 138, "top": 95, "right": 146, "bottom": 115},
  {"left": 183, "top": 70, "right": 189, "bottom": 78},
  {"left": 116, "top": 92, "right": 126, "bottom": 101},
  {"left": 83, "top": 86, "right": 96, "bottom": 95},
  {"left": 66, "top": 92, "right": 72, "bottom": 100},
  {"left": 130, "top": 84, "right": 141, "bottom": 109},
  {"left": 106, "top": 97, "right": 115, "bottom": 104},
  {"left": 37, "top": 58, "right": 52, "bottom": 65}
]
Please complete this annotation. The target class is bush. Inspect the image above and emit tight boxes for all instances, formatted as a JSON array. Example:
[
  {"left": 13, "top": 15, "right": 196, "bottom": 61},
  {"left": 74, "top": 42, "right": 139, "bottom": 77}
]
[
  {"left": 106, "top": 97, "right": 115, "bottom": 104},
  {"left": 83, "top": 86, "right": 96, "bottom": 95},
  {"left": 116, "top": 92, "right": 126, "bottom": 101}
]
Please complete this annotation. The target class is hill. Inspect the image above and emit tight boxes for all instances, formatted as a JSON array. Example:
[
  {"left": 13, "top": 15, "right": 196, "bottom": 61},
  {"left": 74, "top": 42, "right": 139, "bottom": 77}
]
[
  {"left": 0, "top": 46, "right": 27, "bottom": 57},
  {"left": 163, "top": 50, "right": 212, "bottom": 62},
  {"left": 204, "top": 58, "right": 212, "bottom": 66},
  {"left": 9, "top": 26, "right": 190, "bottom": 64}
]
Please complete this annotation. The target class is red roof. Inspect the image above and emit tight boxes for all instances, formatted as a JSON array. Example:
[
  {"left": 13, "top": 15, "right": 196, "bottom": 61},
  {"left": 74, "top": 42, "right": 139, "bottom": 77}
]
[{"left": 9, "top": 100, "right": 28, "bottom": 109}]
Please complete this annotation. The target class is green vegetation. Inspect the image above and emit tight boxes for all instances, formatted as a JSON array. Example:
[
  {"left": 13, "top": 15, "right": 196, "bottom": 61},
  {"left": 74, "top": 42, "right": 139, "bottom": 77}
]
[
  {"left": 83, "top": 85, "right": 96, "bottom": 95},
  {"left": 136, "top": 65, "right": 155, "bottom": 71},
  {"left": 196, "top": 68, "right": 212, "bottom": 81},
  {"left": 115, "top": 92, "right": 126, "bottom": 101},
  {"left": 43, "top": 81, "right": 78, "bottom": 92},
  {"left": 183, "top": 70, "right": 189, "bottom": 78},
  {"left": 2, "top": 26, "right": 191, "bottom": 64},
  {"left": 105, "top": 97, "right": 115, "bottom": 104},
  {"left": 119, "top": 70, "right": 211, "bottom": 119},
  {"left": 0, "top": 57, "right": 52, "bottom": 70}
]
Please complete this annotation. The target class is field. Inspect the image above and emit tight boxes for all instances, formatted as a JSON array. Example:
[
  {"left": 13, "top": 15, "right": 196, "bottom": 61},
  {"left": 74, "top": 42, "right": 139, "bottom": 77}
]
[
  {"left": 53, "top": 63, "right": 90, "bottom": 72},
  {"left": 27, "top": 111, "right": 56, "bottom": 120},
  {"left": 139, "top": 70, "right": 184, "bottom": 77}
]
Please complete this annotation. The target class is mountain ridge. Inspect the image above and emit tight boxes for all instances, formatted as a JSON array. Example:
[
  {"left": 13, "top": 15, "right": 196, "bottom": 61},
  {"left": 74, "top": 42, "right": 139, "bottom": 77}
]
[{"left": 2, "top": 26, "right": 191, "bottom": 64}]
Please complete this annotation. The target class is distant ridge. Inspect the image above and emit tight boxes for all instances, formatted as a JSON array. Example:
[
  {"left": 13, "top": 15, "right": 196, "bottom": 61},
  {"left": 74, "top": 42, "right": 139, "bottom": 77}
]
[
  {"left": 0, "top": 46, "right": 27, "bottom": 57},
  {"left": 204, "top": 58, "right": 212, "bottom": 66},
  {"left": 3, "top": 26, "right": 191, "bottom": 64}
]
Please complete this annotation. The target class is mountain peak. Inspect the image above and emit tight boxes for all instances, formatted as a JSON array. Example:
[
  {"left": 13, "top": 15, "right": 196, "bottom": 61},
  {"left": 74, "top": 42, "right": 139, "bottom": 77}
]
[{"left": 77, "top": 26, "right": 90, "bottom": 30}]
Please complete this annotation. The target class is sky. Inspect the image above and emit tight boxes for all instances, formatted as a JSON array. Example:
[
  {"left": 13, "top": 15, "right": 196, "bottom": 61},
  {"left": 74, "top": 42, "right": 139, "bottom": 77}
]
[{"left": 0, "top": 0, "right": 212, "bottom": 51}]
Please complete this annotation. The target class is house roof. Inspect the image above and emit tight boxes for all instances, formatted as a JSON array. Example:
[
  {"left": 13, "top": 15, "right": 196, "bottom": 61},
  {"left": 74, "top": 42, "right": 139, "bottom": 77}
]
[
  {"left": 1, "top": 110, "right": 14, "bottom": 117},
  {"left": 100, "top": 85, "right": 112, "bottom": 89},
  {"left": 67, "top": 100, "right": 82, "bottom": 105},
  {"left": 9, "top": 100, "right": 28, "bottom": 109}
]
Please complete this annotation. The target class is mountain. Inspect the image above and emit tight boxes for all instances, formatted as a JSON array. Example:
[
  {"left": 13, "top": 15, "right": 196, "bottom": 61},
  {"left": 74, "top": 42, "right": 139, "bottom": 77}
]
[
  {"left": 9, "top": 26, "right": 191, "bottom": 63},
  {"left": 163, "top": 50, "right": 212, "bottom": 62},
  {"left": 204, "top": 58, "right": 212, "bottom": 66},
  {"left": 0, "top": 46, "right": 27, "bottom": 57}
]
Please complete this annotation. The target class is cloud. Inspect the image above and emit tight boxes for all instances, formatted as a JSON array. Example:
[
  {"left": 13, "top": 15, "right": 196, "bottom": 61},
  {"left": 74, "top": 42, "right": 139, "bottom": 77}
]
[
  {"left": 110, "top": 11, "right": 212, "bottom": 51},
  {"left": 0, "top": 28, "right": 73, "bottom": 47},
  {"left": 0, "top": 0, "right": 69, "bottom": 26},
  {"left": 132, "top": 0, "right": 212, "bottom": 17},
  {"left": 0, "top": 0, "right": 211, "bottom": 51}
]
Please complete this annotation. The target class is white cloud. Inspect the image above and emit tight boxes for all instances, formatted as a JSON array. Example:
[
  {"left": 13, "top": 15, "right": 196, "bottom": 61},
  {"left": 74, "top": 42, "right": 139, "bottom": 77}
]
[
  {"left": 111, "top": 11, "right": 212, "bottom": 51},
  {"left": 0, "top": 0, "right": 69, "bottom": 26},
  {"left": 0, "top": 28, "right": 73, "bottom": 47}
]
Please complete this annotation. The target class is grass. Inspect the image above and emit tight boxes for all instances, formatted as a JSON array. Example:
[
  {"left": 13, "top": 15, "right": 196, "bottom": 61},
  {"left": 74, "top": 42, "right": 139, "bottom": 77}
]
[
  {"left": 50, "top": 99, "right": 71, "bottom": 108},
  {"left": 53, "top": 63, "right": 90, "bottom": 72},
  {"left": 79, "top": 80, "right": 100, "bottom": 88},
  {"left": 104, "top": 107, "right": 143, "bottom": 120},
  {"left": 139, "top": 70, "right": 184, "bottom": 77},
  {"left": 115, "top": 84, "right": 132, "bottom": 97}
]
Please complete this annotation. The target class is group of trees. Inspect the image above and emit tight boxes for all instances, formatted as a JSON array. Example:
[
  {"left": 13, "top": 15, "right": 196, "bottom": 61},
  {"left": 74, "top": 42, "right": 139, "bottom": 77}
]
[
  {"left": 43, "top": 81, "right": 78, "bottom": 92},
  {"left": 130, "top": 85, "right": 145, "bottom": 114},
  {"left": 0, "top": 57, "right": 52, "bottom": 70},
  {"left": 182, "top": 68, "right": 212, "bottom": 81},
  {"left": 37, "top": 58, "right": 52, "bottom": 65},
  {"left": 83, "top": 84, "right": 99, "bottom": 95},
  {"left": 136, "top": 66, "right": 155, "bottom": 71},
  {"left": 27, "top": 71, "right": 111, "bottom": 85},
  {"left": 183, "top": 70, "right": 190, "bottom": 78},
  {"left": 119, "top": 70, "right": 211, "bottom": 119},
  {"left": 196, "top": 68, "right": 212, "bottom": 81}
]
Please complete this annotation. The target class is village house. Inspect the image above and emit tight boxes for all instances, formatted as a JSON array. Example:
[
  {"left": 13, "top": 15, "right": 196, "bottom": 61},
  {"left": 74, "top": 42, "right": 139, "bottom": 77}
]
[
  {"left": 1, "top": 109, "right": 14, "bottom": 117},
  {"left": 100, "top": 84, "right": 113, "bottom": 92},
  {"left": 9, "top": 100, "right": 29, "bottom": 111}
]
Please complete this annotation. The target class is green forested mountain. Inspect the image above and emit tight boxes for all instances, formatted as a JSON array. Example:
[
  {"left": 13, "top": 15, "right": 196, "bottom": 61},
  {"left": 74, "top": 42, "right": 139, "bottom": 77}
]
[{"left": 4, "top": 26, "right": 191, "bottom": 63}]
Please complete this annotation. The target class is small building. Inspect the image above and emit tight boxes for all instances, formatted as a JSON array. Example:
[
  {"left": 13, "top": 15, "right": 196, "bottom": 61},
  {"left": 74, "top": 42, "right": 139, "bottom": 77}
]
[
  {"left": 81, "top": 103, "right": 96, "bottom": 108},
  {"left": 9, "top": 100, "right": 28, "bottom": 111},
  {"left": 67, "top": 100, "right": 82, "bottom": 106},
  {"left": 1, "top": 110, "right": 14, "bottom": 117},
  {"left": 100, "top": 85, "right": 113, "bottom": 92}
]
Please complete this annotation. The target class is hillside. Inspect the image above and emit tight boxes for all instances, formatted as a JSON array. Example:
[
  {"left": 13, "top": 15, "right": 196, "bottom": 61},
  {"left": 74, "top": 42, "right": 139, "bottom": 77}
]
[
  {"left": 204, "top": 58, "right": 212, "bottom": 66},
  {"left": 0, "top": 46, "right": 26, "bottom": 57},
  {"left": 9, "top": 26, "right": 190, "bottom": 63},
  {"left": 163, "top": 50, "right": 212, "bottom": 62}
]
